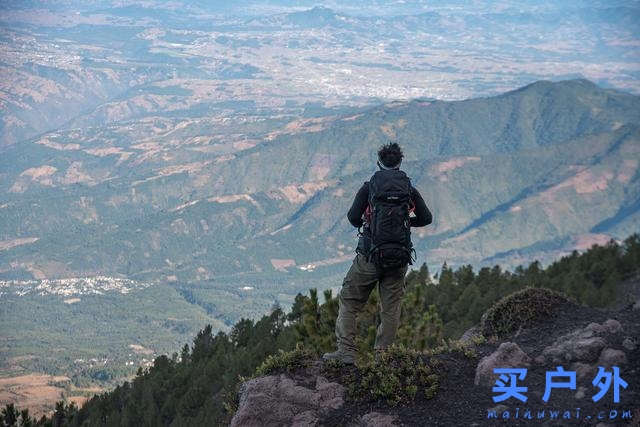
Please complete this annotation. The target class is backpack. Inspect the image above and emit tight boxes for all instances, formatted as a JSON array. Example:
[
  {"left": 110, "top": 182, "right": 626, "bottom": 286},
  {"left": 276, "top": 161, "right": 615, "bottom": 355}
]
[{"left": 366, "top": 169, "right": 416, "bottom": 270}]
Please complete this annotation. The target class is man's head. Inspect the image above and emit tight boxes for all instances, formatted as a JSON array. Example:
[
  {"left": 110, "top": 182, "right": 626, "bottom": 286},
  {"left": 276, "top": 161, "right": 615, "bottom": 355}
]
[{"left": 377, "top": 142, "right": 403, "bottom": 170}]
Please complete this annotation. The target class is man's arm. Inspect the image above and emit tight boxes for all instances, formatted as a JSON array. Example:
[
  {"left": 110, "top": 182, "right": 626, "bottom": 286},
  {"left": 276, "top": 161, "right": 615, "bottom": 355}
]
[
  {"left": 347, "top": 182, "right": 369, "bottom": 227},
  {"left": 410, "top": 187, "right": 432, "bottom": 227}
]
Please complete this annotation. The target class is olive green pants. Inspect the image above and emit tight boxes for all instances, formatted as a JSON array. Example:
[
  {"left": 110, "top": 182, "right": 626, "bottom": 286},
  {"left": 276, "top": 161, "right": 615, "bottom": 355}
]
[{"left": 335, "top": 253, "right": 408, "bottom": 353}]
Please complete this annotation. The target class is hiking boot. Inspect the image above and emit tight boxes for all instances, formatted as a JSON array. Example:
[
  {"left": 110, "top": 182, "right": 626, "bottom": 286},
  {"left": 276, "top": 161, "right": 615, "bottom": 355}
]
[{"left": 322, "top": 349, "right": 355, "bottom": 365}]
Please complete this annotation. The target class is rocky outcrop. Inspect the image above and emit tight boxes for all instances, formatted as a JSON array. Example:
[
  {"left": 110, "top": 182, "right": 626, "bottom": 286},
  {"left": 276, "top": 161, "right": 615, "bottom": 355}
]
[
  {"left": 474, "top": 342, "right": 532, "bottom": 386},
  {"left": 475, "top": 317, "right": 635, "bottom": 394},
  {"left": 537, "top": 319, "right": 626, "bottom": 367},
  {"left": 232, "top": 313, "right": 638, "bottom": 426},
  {"left": 231, "top": 371, "right": 344, "bottom": 427},
  {"left": 360, "top": 411, "right": 399, "bottom": 426}
]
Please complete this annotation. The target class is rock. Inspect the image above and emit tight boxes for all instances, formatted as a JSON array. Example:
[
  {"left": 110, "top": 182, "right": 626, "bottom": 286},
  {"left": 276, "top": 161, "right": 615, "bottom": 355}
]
[
  {"left": 487, "top": 404, "right": 508, "bottom": 415},
  {"left": 231, "top": 373, "right": 345, "bottom": 427},
  {"left": 474, "top": 342, "right": 531, "bottom": 386},
  {"left": 360, "top": 412, "right": 399, "bottom": 426},
  {"left": 292, "top": 410, "right": 319, "bottom": 427},
  {"left": 314, "top": 376, "right": 344, "bottom": 409},
  {"left": 575, "top": 386, "right": 587, "bottom": 400},
  {"left": 534, "top": 355, "right": 545, "bottom": 365},
  {"left": 580, "top": 328, "right": 595, "bottom": 338},
  {"left": 572, "top": 337, "right": 608, "bottom": 361},
  {"left": 571, "top": 362, "right": 597, "bottom": 382},
  {"left": 598, "top": 348, "right": 627, "bottom": 368},
  {"left": 585, "top": 322, "right": 606, "bottom": 334},
  {"left": 460, "top": 325, "right": 482, "bottom": 345},
  {"left": 622, "top": 337, "right": 637, "bottom": 351},
  {"left": 538, "top": 319, "right": 630, "bottom": 366},
  {"left": 541, "top": 335, "right": 606, "bottom": 364},
  {"left": 540, "top": 346, "right": 565, "bottom": 364},
  {"left": 602, "top": 319, "right": 622, "bottom": 334},
  {"left": 633, "top": 299, "right": 640, "bottom": 310}
]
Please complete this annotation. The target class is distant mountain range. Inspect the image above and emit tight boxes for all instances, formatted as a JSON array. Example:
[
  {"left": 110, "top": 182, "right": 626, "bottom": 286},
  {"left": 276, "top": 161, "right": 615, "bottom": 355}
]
[
  {"left": 2, "top": 79, "right": 639, "bottom": 300},
  {"left": 2, "top": 77, "right": 639, "bottom": 416},
  {"left": 2, "top": 2, "right": 640, "bottom": 415},
  {"left": 2, "top": 1, "right": 638, "bottom": 147}
]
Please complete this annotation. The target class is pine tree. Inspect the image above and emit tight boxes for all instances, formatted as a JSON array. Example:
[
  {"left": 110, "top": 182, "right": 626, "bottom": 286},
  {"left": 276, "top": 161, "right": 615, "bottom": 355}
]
[
  {"left": 20, "top": 409, "right": 33, "bottom": 427},
  {"left": 34, "top": 233, "right": 640, "bottom": 427},
  {"left": 52, "top": 402, "right": 65, "bottom": 427},
  {"left": 180, "top": 344, "right": 190, "bottom": 364},
  {"left": 1, "top": 403, "right": 18, "bottom": 427},
  {"left": 417, "top": 262, "right": 430, "bottom": 285}
]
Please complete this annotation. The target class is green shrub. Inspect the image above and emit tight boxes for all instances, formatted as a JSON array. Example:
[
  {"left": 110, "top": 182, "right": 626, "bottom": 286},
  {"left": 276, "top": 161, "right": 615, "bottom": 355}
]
[
  {"left": 254, "top": 343, "right": 314, "bottom": 377},
  {"left": 347, "top": 345, "right": 439, "bottom": 406},
  {"left": 321, "top": 357, "right": 346, "bottom": 376},
  {"left": 428, "top": 338, "right": 479, "bottom": 359},
  {"left": 480, "top": 287, "right": 569, "bottom": 337}
]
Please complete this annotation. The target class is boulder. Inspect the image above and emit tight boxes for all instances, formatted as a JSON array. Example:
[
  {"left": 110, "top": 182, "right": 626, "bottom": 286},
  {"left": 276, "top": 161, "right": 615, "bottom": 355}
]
[
  {"left": 585, "top": 322, "right": 606, "bottom": 334},
  {"left": 292, "top": 411, "right": 319, "bottom": 427},
  {"left": 360, "top": 412, "right": 399, "bottom": 426},
  {"left": 622, "top": 337, "right": 637, "bottom": 351},
  {"left": 541, "top": 336, "right": 607, "bottom": 363},
  {"left": 571, "top": 362, "right": 597, "bottom": 382},
  {"left": 597, "top": 348, "right": 627, "bottom": 368},
  {"left": 231, "top": 374, "right": 345, "bottom": 427},
  {"left": 539, "top": 321, "right": 613, "bottom": 364},
  {"left": 572, "top": 337, "right": 608, "bottom": 362},
  {"left": 602, "top": 319, "right": 622, "bottom": 334},
  {"left": 314, "top": 376, "right": 344, "bottom": 409},
  {"left": 474, "top": 342, "right": 531, "bottom": 386},
  {"left": 575, "top": 386, "right": 587, "bottom": 400}
]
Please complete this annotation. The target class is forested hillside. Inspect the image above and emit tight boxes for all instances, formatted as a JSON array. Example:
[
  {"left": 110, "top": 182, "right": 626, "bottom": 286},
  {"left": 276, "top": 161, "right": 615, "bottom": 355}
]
[
  {"left": 3, "top": 79, "right": 639, "bottom": 291},
  {"left": 3, "top": 79, "right": 639, "bottom": 401},
  {"left": 4, "top": 234, "right": 638, "bottom": 426}
]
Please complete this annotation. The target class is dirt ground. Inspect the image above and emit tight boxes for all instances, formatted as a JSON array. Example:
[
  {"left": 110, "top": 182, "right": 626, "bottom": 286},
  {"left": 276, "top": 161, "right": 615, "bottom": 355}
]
[
  {"left": 321, "top": 301, "right": 640, "bottom": 426},
  {"left": 0, "top": 373, "right": 102, "bottom": 418}
]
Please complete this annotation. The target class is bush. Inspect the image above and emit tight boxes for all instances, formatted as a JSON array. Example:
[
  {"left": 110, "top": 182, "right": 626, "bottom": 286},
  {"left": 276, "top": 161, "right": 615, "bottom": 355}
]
[
  {"left": 347, "top": 345, "right": 439, "bottom": 406},
  {"left": 254, "top": 343, "right": 314, "bottom": 377},
  {"left": 480, "top": 287, "right": 569, "bottom": 337},
  {"left": 428, "top": 338, "right": 481, "bottom": 359}
]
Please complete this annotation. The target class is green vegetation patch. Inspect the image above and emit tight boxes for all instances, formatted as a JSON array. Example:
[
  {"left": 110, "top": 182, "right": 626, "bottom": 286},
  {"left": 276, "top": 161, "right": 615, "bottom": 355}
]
[
  {"left": 480, "top": 286, "right": 570, "bottom": 337},
  {"left": 428, "top": 337, "right": 484, "bottom": 359},
  {"left": 347, "top": 345, "right": 439, "bottom": 406},
  {"left": 27, "top": 235, "right": 640, "bottom": 425},
  {"left": 254, "top": 343, "right": 315, "bottom": 377}
]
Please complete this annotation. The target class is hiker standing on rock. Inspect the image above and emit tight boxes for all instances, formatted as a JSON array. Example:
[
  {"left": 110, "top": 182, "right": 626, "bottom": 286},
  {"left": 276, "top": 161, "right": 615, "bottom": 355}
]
[{"left": 323, "top": 143, "right": 433, "bottom": 364}]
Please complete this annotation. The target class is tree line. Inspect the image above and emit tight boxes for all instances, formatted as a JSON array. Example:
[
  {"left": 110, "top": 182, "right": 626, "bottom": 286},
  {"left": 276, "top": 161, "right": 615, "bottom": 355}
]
[{"left": 2, "top": 234, "right": 638, "bottom": 426}]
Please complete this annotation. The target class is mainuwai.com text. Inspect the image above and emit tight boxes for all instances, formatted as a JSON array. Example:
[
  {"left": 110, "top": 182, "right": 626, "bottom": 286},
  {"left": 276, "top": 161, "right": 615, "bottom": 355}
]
[{"left": 486, "top": 407, "right": 633, "bottom": 421}]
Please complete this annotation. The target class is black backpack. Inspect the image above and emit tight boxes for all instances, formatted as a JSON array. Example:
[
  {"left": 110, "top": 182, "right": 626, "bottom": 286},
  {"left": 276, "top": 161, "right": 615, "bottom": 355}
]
[{"left": 366, "top": 169, "right": 416, "bottom": 270}]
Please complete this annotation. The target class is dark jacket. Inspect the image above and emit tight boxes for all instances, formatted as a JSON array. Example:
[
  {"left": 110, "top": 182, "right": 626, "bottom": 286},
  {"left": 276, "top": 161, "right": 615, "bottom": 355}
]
[{"left": 347, "top": 175, "right": 432, "bottom": 255}]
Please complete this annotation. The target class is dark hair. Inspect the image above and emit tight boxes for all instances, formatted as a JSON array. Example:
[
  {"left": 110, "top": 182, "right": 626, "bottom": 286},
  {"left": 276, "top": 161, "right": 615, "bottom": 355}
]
[{"left": 377, "top": 142, "right": 403, "bottom": 168}]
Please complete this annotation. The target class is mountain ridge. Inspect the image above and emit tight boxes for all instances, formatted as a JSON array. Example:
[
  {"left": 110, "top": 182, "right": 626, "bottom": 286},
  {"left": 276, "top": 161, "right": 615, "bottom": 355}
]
[{"left": 1, "top": 79, "right": 639, "bottom": 291}]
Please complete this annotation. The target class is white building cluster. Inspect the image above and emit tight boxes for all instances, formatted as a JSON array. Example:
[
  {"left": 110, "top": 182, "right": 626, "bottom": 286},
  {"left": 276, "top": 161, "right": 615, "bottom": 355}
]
[{"left": 0, "top": 276, "right": 152, "bottom": 297}]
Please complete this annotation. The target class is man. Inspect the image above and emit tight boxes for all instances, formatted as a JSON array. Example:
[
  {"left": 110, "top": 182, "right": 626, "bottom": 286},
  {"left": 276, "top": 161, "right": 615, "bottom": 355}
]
[{"left": 323, "top": 142, "right": 432, "bottom": 364}]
